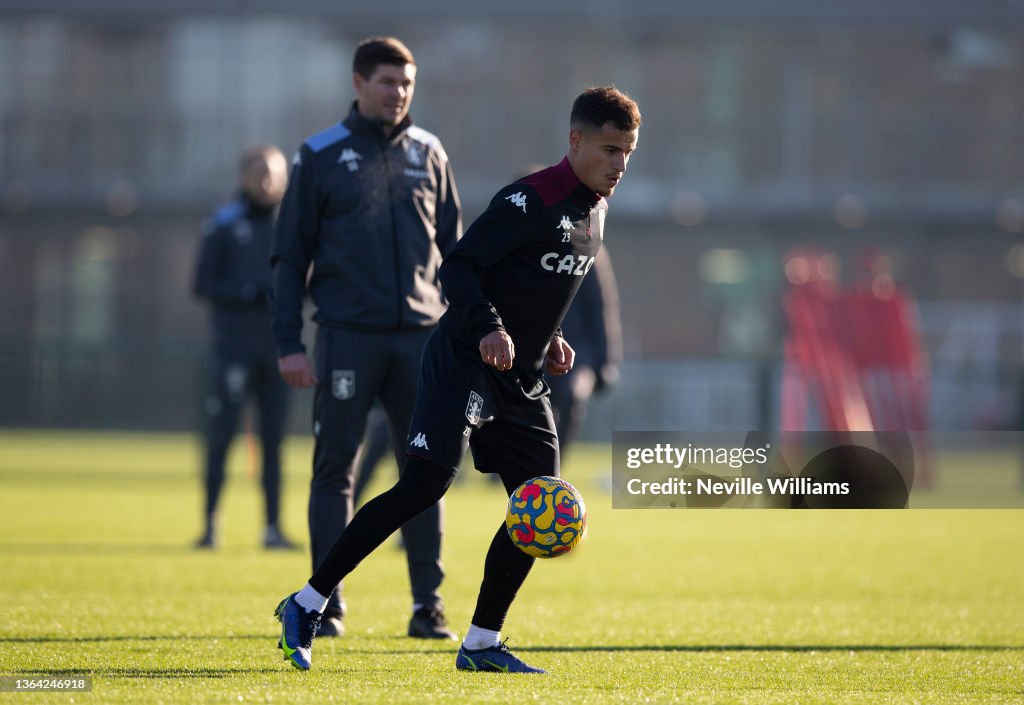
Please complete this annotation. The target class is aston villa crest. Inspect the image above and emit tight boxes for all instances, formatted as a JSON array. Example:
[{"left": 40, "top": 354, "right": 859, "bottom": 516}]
[
  {"left": 332, "top": 370, "right": 355, "bottom": 400},
  {"left": 465, "top": 390, "right": 484, "bottom": 425},
  {"left": 405, "top": 142, "right": 426, "bottom": 167}
]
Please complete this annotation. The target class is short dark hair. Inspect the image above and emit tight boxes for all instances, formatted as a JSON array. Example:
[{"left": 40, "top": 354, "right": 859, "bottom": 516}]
[
  {"left": 353, "top": 36, "right": 415, "bottom": 79},
  {"left": 570, "top": 86, "right": 642, "bottom": 132}
]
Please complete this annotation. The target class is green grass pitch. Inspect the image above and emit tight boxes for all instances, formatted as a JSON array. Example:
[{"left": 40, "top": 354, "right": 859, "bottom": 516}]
[{"left": 1, "top": 430, "right": 1022, "bottom": 704}]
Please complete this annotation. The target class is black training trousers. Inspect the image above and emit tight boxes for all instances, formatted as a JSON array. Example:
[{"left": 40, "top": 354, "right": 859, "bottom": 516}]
[{"left": 309, "top": 325, "right": 445, "bottom": 615}]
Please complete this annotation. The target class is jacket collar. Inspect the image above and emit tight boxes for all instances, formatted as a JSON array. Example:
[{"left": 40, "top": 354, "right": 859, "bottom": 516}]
[
  {"left": 237, "top": 192, "right": 276, "bottom": 219},
  {"left": 554, "top": 156, "right": 603, "bottom": 209},
  {"left": 342, "top": 101, "right": 413, "bottom": 142}
]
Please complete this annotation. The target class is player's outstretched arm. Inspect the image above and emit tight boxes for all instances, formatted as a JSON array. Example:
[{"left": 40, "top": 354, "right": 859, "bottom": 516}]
[
  {"left": 545, "top": 336, "right": 574, "bottom": 376},
  {"left": 479, "top": 330, "right": 515, "bottom": 371}
]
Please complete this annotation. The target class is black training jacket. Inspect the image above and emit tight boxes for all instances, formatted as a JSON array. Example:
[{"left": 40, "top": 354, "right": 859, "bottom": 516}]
[
  {"left": 193, "top": 196, "right": 276, "bottom": 360},
  {"left": 439, "top": 157, "right": 607, "bottom": 372},
  {"left": 270, "top": 103, "right": 462, "bottom": 357}
]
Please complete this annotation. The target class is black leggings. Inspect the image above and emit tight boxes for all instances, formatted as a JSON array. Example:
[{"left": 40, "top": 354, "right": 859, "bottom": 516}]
[
  {"left": 470, "top": 470, "right": 539, "bottom": 631},
  {"left": 309, "top": 455, "right": 535, "bottom": 631}
]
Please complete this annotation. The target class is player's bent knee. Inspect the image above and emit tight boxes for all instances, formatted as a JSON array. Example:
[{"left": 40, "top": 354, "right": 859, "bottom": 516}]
[{"left": 395, "top": 455, "right": 456, "bottom": 507}]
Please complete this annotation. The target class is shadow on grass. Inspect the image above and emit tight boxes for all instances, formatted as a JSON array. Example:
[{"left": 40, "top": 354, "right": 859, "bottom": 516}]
[
  {"left": 0, "top": 634, "right": 268, "bottom": 643},
  {"left": 338, "top": 643, "right": 1024, "bottom": 655},
  {"left": 5, "top": 634, "right": 1022, "bottom": 655},
  {"left": 4, "top": 635, "right": 1019, "bottom": 659},
  {"left": 516, "top": 644, "right": 1024, "bottom": 654}
]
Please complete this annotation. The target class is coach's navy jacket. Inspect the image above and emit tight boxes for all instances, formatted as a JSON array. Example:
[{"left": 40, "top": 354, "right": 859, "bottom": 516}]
[
  {"left": 270, "top": 103, "right": 462, "bottom": 358},
  {"left": 193, "top": 196, "right": 276, "bottom": 360}
]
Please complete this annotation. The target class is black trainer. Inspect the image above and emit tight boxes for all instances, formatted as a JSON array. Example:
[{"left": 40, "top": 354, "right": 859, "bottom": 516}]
[
  {"left": 193, "top": 527, "right": 217, "bottom": 550},
  {"left": 263, "top": 526, "right": 299, "bottom": 550},
  {"left": 408, "top": 606, "right": 458, "bottom": 640},
  {"left": 316, "top": 610, "right": 345, "bottom": 638}
]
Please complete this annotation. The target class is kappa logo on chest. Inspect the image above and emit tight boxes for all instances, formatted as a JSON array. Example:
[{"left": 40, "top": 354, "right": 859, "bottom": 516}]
[
  {"left": 338, "top": 148, "right": 362, "bottom": 172},
  {"left": 557, "top": 215, "right": 573, "bottom": 243}
]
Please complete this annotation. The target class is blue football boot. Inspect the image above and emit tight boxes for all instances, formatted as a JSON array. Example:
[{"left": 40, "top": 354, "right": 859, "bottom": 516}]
[
  {"left": 274, "top": 593, "right": 322, "bottom": 670},
  {"left": 455, "top": 639, "right": 546, "bottom": 674}
]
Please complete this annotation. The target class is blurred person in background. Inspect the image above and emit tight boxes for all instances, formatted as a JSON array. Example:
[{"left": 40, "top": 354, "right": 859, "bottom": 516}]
[
  {"left": 547, "top": 246, "right": 621, "bottom": 459},
  {"left": 193, "top": 144, "right": 297, "bottom": 551},
  {"left": 270, "top": 36, "right": 462, "bottom": 640}
]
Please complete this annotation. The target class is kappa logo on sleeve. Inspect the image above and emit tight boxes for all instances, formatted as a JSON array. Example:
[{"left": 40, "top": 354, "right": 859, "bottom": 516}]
[
  {"left": 504, "top": 191, "right": 528, "bottom": 213},
  {"left": 410, "top": 432, "right": 430, "bottom": 450}
]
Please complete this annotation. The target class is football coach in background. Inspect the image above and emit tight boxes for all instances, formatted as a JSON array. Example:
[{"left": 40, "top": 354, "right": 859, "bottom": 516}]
[
  {"left": 193, "top": 145, "right": 297, "bottom": 552},
  {"left": 270, "top": 36, "right": 462, "bottom": 640}
]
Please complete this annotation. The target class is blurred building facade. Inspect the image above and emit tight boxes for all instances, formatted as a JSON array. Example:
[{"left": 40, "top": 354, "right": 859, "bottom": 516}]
[{"left": 2, "top": 1, "right": 1024, "bottom": 432}]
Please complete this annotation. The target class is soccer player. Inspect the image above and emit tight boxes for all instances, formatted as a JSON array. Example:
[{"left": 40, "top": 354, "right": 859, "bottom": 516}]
[
  {"left": 193, "top": 145, "right": 297, "bottom": 551},
  {"left": 274, "top": 86, "right": 641, "bottom": 673},
  {"left": 270, "top": 36, "right": 462, "bottom": 640}
]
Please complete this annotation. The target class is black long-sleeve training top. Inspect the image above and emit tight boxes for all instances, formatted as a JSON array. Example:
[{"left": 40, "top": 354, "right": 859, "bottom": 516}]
[
  {"left": 270, "top": 102, "right": 462, "bottom": 357},
  {"left": 438, "top": 157, "right": 607, "bottom": 372}
]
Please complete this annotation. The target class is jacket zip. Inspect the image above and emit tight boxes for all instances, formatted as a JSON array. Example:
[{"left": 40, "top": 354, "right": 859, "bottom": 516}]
[{"left": 378, "top": 129, "right": 404, "bottom": 329}]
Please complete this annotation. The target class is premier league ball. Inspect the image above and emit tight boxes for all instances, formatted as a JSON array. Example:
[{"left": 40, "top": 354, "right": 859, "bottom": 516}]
[{"left": 506, "top": 476, "right": 587, "bottom": 558}]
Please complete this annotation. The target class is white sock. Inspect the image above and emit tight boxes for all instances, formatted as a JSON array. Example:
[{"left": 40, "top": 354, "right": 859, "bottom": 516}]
[
  {"left": 294, "top": 584, "right": 329, "bottom": 614},
  {"left": 462, "top": 624, "right": 500, "bottom": 651}
]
